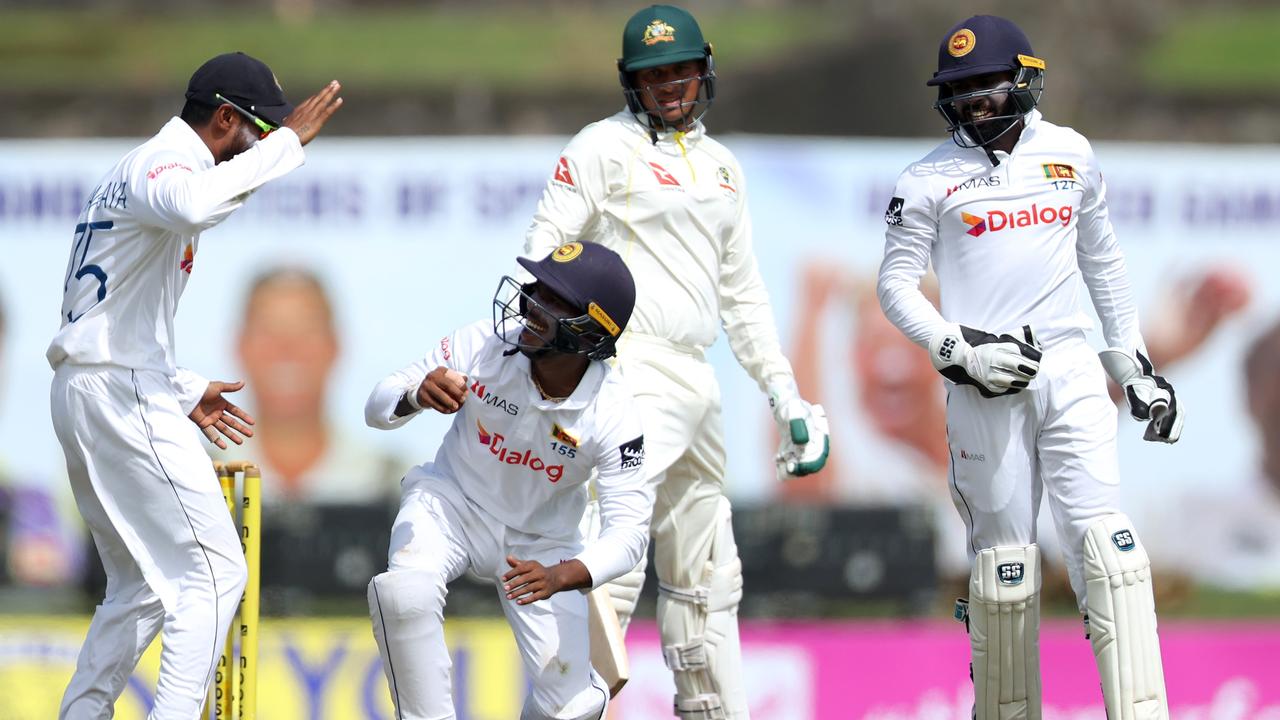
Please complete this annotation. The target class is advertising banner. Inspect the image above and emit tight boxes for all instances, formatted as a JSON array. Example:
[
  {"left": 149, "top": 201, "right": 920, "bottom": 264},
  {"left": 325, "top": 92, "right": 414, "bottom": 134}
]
[
  {"left": 0, "top": 136, "right": 1277, "bottom": 590},
  {"left": 1, "top": 617, "right": 1276, "bottom": 719}
]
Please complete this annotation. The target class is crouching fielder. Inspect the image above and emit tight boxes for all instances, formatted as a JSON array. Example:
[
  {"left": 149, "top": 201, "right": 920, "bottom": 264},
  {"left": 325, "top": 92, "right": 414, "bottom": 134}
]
[
  {"left": 365, "top": 242, "right": 652, "bottom": 720},
  {"left": 877, "top": 15, "right": 1180, "bottom": 720}
]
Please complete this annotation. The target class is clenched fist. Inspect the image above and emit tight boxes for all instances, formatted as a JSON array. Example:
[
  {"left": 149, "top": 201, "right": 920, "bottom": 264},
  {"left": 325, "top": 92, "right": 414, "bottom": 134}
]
[{"left": 406, "top": 367, "right": 468, "bottom": 414}]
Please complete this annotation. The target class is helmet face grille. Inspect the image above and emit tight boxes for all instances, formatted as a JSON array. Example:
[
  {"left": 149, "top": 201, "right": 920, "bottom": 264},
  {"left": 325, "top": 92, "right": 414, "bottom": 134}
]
[
  {"left": 934, "top": 67, "right": 1044, "bottom": 149},
  {"left": 620, "top": 51, "right": 717, "bottom": 131},
  {"left": 492, "top": 277, "right": 620, "bottom": 360}
]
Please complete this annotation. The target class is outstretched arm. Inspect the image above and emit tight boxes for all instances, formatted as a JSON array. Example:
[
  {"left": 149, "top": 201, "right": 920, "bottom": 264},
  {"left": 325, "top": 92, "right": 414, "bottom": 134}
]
[{"left": 130, "top": 81, "right": 343, "bottom": 233}]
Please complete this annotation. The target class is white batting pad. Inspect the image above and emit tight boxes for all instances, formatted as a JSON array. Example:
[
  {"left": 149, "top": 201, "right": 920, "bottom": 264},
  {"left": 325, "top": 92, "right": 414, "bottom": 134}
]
[
  {"left": 1083, "top": 514, "right": 1168, "bottom": 720},
  {"left": 656, "top": 496, "right": 744, "bottom": 719},
  {"left": 969, "top": 544, "right": 1042, "bottom": 720}
]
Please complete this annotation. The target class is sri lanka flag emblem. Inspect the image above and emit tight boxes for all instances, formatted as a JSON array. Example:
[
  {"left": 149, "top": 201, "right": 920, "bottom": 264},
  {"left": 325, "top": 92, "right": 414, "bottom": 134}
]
[
  {"left": 551, "top": 423, "right": 579, "bottom": 448},
  {"left": 180, "top": 243, "right": 195, "bottom": 274}
]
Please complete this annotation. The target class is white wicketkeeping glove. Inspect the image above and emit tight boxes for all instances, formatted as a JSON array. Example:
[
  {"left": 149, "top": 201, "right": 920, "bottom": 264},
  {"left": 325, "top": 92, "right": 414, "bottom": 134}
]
[
  {"left": 928, "top": 323, "right": 1043, "bottom": 398},
  {"left": 771, "top": 395, "right": 830, "bottom": 481},
  {"left": 1098, "top": 348, "right": 1183, "bottom": 443}
]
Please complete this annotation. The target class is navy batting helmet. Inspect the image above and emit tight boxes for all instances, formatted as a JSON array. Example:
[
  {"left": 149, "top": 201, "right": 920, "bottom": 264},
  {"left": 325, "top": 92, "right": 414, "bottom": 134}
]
[
  {"left": 929, "top": 16, "right": 1045, "bottom": 150},
  {"left": 494, "top": 242, "right": 636, "bottom": 360}
]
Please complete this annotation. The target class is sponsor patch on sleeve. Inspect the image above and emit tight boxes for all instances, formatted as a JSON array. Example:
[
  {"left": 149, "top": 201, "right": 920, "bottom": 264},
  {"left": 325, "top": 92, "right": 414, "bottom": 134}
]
[
  {"left": 553, "top": 156, "right": 576, "bottom": 188},
  {"left": 618, "top": 436, "right": 645, "bottom": 470},
  {"left": 884, "top": 196, "right": 905, "bottom": 226},
  {"left": 146, "top": 162, "right": 193, "bottom": 180}
]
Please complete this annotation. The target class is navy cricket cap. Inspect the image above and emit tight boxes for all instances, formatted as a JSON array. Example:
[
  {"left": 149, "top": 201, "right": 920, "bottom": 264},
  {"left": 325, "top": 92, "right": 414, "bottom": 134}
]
[
  {"left": 927, "top": 15, "right": 1042, "bottom": 87},
  {"left": 517, "top": 242, "right": 636, "bottom": 339},
  {"left": 185, "top": 52, "right": 293, "bottom": 126}
]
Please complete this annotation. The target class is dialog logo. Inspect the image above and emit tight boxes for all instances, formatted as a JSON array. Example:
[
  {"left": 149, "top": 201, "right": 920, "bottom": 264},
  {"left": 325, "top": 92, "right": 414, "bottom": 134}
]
[
  {"left": 962, "top": 204, "right": 1073, "bottom": 237},
  {"left": 961, "top": 211, "right": 987, "bottom": 237},
  {"left": 477, "top": 420, "right": 563, "bottom": 482}
]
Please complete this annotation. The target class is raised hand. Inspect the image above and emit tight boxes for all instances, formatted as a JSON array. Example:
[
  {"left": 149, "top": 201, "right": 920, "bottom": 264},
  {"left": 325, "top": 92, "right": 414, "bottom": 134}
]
[
  {"left": 283, "top": 80, "right": 344, "bottom": 146},
  {"left": 409, "top": 367, "right": 468, "bottom": 414}
]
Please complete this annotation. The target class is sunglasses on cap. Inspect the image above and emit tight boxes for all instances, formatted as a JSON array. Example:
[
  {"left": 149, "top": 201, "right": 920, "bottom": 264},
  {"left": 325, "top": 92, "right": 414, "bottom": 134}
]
[{"left": 215, "top": 93, "right": 277, "bottom": 139}]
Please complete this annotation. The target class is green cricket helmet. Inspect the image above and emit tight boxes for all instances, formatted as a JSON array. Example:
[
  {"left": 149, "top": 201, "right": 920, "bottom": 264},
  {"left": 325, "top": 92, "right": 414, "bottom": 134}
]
[{"left": 617, "top": 4, "right": 716, "bottom": 130}]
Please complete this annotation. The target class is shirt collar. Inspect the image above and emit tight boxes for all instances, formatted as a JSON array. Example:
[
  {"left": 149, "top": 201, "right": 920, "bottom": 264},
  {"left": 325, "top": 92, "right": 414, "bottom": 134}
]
[
  {"left": 517, "top": 353, "right": 606, "bottom": 412},
  {"left": 159, "top": 116, "right": 217, "bottom": 169},
  {"left": 620, "top": 108, "right": 706, "bottom": 146},
  {"left": 959, "top": 109, "right": 1042, "bottom": 163}
]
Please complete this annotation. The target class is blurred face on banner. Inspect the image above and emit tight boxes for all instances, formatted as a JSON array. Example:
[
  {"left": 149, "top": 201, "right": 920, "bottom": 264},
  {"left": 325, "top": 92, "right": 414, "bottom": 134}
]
[
  {"left": 235, "top": 270, "right": 339, "bottom": 422},
  {"left": 852, "top": 285, "right": 944, "bottom": 456},
  {"left": 1246, "top": 319, "right": 1280, "bottom": 487}
]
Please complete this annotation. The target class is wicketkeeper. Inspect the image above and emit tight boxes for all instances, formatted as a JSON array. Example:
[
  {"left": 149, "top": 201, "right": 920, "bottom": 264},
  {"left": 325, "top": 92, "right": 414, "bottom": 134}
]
[{"left": 877, "top": 15, "right": 1180, "bottom": 720}]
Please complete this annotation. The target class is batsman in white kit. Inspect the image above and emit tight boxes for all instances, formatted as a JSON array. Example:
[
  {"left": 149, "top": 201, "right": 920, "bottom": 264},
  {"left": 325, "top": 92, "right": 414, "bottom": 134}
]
[
  {"left": 46, "top": 53, "right": 342, "bottom": 719},
  {"left": 365, "top": 241, "right": 652, "bottom": 720},
  {"left": 523, "top": 5, "right": 830, "bottom": 718},
  {"left": 878, "top": 15, "right": 1183, "bottom": 720}
]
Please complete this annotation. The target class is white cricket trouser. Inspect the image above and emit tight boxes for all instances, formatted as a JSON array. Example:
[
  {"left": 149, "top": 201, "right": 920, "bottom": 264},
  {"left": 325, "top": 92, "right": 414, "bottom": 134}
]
[
  {"left": 612, "top": 334, "right": 748, "bottom": 719},
  {"left": 369, "top": 470, "right": 608, "bottom": 720},
  {"left": 945, "top": 334, "right": 1125, "bottom": 609},
  {"left": 50, "top": 364, "right": 247, "bottom": 720}
]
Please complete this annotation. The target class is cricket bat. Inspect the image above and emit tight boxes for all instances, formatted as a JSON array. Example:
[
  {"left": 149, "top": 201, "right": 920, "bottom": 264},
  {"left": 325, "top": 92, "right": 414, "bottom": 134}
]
[{"left": 588, "top": 586, "right": 629, "bottom": 697}]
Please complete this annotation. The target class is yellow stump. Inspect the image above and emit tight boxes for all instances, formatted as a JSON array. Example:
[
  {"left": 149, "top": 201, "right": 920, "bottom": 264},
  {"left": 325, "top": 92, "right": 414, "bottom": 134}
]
[
  {"left": 210, "top": 462, "right": 237, "bottom": 719},
  {"left": 204, "top": 461, "right": 261, "bottom": 720},
  {"left": 238, "top": 464, "right": 261, "bottom": 720}
]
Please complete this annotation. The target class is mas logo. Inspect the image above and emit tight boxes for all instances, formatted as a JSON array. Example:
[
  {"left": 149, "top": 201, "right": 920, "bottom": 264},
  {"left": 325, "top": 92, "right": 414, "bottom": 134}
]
[
  {"left": 477, "top": 420, "right": 564, "bottom": 482},
  {"left": 470, "top": 379, "right": 519, "bottom": 416},
  {"left": 948, "top": 29, "right": 976, "bottom": 57},
  {"left": 642, "top": 19, "right": 677, "bottom": 46},
  {"left": 946, "top": 175, "right": 1001, "bottom": 197}
]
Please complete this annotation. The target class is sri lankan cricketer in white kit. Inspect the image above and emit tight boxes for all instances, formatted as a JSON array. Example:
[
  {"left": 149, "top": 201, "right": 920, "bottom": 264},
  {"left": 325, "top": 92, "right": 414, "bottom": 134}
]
[
  {"left": 365, "top": 242, "right": 652, "bottom": 720},
  {"left": 878, "top": 15, "right": 1182, "bottom": 720},
  {"left": 47, "top": 53, "right": 341, "bottom": 719}
]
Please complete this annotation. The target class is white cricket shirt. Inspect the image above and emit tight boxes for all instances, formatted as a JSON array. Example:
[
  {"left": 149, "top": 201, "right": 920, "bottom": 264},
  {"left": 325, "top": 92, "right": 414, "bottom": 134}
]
[
  {"left": 47, "top": 117, "right": 305, "bottom": 408},
  {"left": 365, "top": 320, "right": 653, "bottom": 589},
  {"left": 878, "top": 111, "right": 1145, "bottom": 354},
  {"left": 524, "top": 110, "right": 796, "bottom": 396}
]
